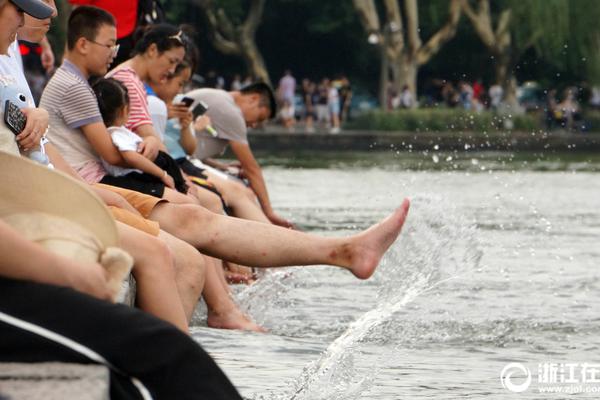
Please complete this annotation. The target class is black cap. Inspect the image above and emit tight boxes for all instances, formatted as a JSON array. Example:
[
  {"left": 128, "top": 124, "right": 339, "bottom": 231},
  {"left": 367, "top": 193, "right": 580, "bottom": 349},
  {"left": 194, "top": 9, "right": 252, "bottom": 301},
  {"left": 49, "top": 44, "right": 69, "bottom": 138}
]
[
  {"left": 242, "top": 81, "right": 277, "bottom": 119},
  {"left": 10, "top": 0, "right": 54, "bottom": 19}
]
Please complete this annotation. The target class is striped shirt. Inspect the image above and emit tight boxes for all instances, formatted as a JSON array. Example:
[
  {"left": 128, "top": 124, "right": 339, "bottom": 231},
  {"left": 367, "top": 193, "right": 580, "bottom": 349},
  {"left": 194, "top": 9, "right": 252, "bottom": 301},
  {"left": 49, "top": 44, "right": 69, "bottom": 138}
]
[
  {"left": 106, "top": 67, "right": 152, "bottom": 133},
  {"left": 39, "top": 60, "right": 106, "bottom": 183}
]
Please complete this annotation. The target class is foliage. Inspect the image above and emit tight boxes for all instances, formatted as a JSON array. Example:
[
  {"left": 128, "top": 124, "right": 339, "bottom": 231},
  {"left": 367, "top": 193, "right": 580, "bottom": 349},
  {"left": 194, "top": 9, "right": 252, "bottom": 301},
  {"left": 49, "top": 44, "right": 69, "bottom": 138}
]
[
  {"left": 346, "top": 108, "right": 540, "bottom": 132},
  {"left": 154, "top": 0, "right": 600, "bottom": 94}
]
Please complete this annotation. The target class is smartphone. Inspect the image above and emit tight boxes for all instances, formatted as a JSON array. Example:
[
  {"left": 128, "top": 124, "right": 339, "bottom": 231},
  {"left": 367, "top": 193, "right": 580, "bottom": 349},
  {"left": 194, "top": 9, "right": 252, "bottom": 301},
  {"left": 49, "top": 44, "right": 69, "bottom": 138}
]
[
  {"left": 4, "top": 100, "right": 27, "bottom": 136},
  {"left": 178, "top": 96, "right": 194, "bottom": 108},
  {"left": 192, "top": 101, "right": 209, "bottom": 118}
]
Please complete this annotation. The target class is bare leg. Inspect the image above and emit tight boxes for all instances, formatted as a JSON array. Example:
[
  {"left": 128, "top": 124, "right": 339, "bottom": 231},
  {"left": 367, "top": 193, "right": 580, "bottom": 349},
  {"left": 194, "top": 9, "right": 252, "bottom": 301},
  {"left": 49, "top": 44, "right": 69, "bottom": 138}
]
[
  {"left": 187, "top": 184, "right": 225, "bottom": 214},
  {"left": 149, "top": 198, "right": 410, "bottom": 278},
  {"left": 204, "top": 170, "right": 270, "bottom": 223},
  {"left": 158, "top": 230, "right": 206, "bottom": 322},
  {"left": 202, "top": 257, "right": 265, "bottom": 332},
  {"left": 162, "top": 187, "right": 200, "bottom": 206},
  {"left": 116, "top": 222, "right": 188, "bottom": 332},
  {"left": 158, "top": 230, "right": 260, "bottom": 331}
]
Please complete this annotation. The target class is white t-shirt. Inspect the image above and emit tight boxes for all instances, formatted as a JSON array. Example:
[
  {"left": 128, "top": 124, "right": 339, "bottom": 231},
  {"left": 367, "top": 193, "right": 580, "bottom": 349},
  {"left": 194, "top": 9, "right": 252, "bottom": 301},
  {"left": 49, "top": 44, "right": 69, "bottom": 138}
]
[
  {"left": 0, "top": 40, "right": 35, "bottom": 107},
  {"left": 147, "top": 94, "right": 167, "bottom": 141},
  {"left": 101, "top": 125, "right": 142, "bottom": 177}
]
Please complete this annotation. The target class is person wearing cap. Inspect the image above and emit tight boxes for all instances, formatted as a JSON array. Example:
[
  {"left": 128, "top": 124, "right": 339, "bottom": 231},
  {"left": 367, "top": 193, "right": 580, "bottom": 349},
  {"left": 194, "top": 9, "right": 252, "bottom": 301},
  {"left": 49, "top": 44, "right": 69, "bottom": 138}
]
[
  {"left": 0, "top": 0, "right": 53, "bottom": 154},
  {"left": 3, "top": 0, "right": 216, "bottom": 333},
  {"left": 181, "top": 83, "right": 295, "bottom": 228}
]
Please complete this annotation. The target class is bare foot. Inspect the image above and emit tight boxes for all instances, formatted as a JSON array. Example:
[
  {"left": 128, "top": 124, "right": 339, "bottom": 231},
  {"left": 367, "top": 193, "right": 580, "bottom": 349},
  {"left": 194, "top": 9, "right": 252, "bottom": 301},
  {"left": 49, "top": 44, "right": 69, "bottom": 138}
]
[
  {"left": 339, "top": 198, "right": 410, "bottom": 279},
  {"left": 207, "top": 307, "right": 266, "bottom": 333},
  {"left": 224, "top": 271, "right": 256, "bottom": 285},
  {"left": 224, "top": 264, "right": 257, "bottom": 284}
]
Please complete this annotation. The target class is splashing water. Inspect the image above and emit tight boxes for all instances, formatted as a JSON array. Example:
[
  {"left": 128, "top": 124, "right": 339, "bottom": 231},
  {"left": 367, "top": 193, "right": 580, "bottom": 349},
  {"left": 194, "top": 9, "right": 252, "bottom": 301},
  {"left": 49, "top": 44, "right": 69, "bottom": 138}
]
[{"left": 280, "top": 196, "right": 483, "bottom": 400}]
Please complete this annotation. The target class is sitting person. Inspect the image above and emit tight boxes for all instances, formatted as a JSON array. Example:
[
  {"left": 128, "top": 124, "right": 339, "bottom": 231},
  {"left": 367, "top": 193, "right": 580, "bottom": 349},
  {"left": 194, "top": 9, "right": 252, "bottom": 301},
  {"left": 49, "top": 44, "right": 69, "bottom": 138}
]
[
  {"left": 2, "top": 0, "right": 204, "bottom": 332},
  {"left": 183, "top": 82, "right": 295, "bottom": 228},
  {"left": 0, "top": 167, "right": 241, "bottom": 399},
  {"left": 40, "top": 5, "right": 412, "bottom": 334},
  {"left": 150, "top": 56, "right": 276, "bottom": 225},
  {"left": 92, "top": 77, "right": 189, "bottom": 194}
]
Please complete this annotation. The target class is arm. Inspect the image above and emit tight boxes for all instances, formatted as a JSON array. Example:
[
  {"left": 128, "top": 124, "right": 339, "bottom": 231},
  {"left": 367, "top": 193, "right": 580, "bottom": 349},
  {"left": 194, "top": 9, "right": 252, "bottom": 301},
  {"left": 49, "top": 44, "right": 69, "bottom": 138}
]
[
  {"left": 80, "top": 122, "right": 126, "bottom": 166},
  {"left": 39, "top": 37, "right": 55, "bottom": 74},
  {"left": 179, "top": 122, "right": 197, "bottom": 155},
  {"left": 229, "top": 141, "right": 294, "bottom": 228},
  {"left": 45, "top": 142, "right": 83, "bottom": 180},
  {"left": 0, "top": 219, "right": 111, "bottom": 300},
  {"left": 120, "top": 150, "right": 174, "bottom": 189},
  {"left": 135, "top": 124, "right": 167, "bottom": 158},
  {"left": 168, "top": 103, "right": 199, "bottom": 155},
  {"left": 202, "top": 157, "right": 231, "bottom": 171},
  {"left": 46, "top": 143, "right": 142, "bottom": 214}
]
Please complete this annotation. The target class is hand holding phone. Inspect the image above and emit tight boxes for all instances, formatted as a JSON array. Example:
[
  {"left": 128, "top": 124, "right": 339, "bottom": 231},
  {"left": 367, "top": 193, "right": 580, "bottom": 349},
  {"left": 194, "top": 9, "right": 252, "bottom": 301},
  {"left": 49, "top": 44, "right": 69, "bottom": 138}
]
[
  {"left": 178, "top": 96, "right": 194, "bottom": 108},
  {"left": 4, "top": 100, "right": 27, "bottom": 136}
]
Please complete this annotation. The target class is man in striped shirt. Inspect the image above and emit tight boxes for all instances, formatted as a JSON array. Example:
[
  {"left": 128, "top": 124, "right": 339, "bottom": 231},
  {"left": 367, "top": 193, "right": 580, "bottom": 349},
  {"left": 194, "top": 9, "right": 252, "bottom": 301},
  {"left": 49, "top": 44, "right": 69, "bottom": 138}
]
[{"left": 40, "top": 8, "right": 161, "bottom": 183}]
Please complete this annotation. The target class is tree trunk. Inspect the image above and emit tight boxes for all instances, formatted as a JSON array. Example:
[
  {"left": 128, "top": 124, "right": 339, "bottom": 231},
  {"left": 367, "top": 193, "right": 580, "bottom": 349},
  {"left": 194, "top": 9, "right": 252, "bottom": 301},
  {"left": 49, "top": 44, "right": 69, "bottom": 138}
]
[
  {"left": 240, "top": 37, "right": 270, "bottom": 84},
  {"left": 379, "top": 45, "right": 390, "bottom": 109},
  {"left": 191, "top": 0, "right": 271, "bottom": 85},
  {"left": 354, "top": 0, "right": 461, "bottom": 109},
  {"left": 393, "top": 54, "right": 418, "bottom": 101},
  {"left": 493, "top": 52, "right": 517, "bottom": 106}
]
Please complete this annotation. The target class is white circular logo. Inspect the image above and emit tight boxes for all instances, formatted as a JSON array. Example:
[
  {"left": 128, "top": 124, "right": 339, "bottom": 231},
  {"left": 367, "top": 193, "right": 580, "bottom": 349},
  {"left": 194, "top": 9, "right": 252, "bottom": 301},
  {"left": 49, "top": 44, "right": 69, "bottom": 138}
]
[{"left": 501, "top": 363, "right": 532, "bottom": 393}]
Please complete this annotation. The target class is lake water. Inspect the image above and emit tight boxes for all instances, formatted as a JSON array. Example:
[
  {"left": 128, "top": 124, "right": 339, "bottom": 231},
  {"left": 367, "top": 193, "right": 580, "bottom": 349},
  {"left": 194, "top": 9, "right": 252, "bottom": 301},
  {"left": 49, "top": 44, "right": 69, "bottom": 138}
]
[{"left": 191, "top": 151, "right": 600, "bottom": 399}]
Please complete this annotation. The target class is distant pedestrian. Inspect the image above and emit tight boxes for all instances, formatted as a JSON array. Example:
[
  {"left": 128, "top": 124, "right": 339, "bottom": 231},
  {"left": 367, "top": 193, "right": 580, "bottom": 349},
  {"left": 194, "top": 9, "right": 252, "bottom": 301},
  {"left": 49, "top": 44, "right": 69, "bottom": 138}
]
[
  {"left": 338, "top": 75, "right": 352, "bottom": 121},
  {"left": 399, "top": 85, "right": 414, "bottom": 108},
  {"left": 230, "top": 74, "right": 242, "bottom": 91},
  {"left": 301, "top": 78, "right": 316, "bottom": 132},
  {"left": 316, "top": 78, "right": 329, "bottom": 128},
  {"left": 326, "top": 78, "right": 341, "bottom": 133},
  {"left": 459, "top": 81, "right": 474, "bottom": 110},
  {"left": 489, "top": 84, "right": 503, "bottom": 111},
  {"left": 279, "top": 99, "right": 295, "bottom": 131},
  {"left": 277, "top": 69, "right": 296, "bottom": 105}
]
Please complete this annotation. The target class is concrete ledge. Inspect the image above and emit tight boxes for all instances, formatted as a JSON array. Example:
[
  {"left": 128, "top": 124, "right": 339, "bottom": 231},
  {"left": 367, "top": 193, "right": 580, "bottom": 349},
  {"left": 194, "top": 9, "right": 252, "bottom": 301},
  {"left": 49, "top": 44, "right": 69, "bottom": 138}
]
[
  {"left": 0, "top": 363, "right": 109, "bottom": 400},
  {"left": 248, "top": 130, "right": 600, "bottom": 152}
]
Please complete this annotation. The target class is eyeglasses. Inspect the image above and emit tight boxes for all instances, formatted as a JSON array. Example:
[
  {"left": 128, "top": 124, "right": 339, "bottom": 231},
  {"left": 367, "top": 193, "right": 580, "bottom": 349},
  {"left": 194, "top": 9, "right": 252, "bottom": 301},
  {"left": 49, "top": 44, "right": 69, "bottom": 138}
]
[
  {"left": 88, "top": 39, "right": 120, "bottom": 57},
  {"left": 169, "top": 31, "right": 184, "bottom": 45}
]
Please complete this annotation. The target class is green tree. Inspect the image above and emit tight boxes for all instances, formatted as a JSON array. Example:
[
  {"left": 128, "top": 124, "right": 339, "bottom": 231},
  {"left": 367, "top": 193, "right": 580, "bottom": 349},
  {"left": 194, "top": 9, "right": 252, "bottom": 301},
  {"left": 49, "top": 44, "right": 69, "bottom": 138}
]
[
  {"left": 353, "top": 0, "right": 462, "bottom": 107},
  {"left": 460, "top": 0, "right": 600, "bottom": 106},
  {"left": 187, "top": 0, "right": 271, "bottom": 84}
]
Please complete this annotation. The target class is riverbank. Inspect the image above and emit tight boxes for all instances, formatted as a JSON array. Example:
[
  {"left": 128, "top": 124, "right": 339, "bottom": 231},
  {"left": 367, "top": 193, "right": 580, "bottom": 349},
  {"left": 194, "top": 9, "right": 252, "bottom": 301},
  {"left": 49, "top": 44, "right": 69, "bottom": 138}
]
[{"left": 249, "top": 128, "right": 600, "bottom": 152}]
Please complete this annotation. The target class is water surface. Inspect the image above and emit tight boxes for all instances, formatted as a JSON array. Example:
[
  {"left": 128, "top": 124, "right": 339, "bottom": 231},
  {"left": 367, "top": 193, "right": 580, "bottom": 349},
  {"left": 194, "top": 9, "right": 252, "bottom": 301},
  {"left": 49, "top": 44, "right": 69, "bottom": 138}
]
[{"left": 192, "top": 151, "right": 600, "bottom": 399}]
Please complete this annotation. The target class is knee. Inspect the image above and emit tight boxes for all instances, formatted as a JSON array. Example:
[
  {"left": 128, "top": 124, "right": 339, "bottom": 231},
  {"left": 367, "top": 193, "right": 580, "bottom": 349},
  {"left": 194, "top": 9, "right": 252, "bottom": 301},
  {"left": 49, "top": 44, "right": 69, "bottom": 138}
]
[
  {"left": 177, "top": 246, "right": 206, "bottom": 292},
  {"left": 177, "top": 205, "right": 217, "bottom": 233},
  {"left": 228, "top": 181, "right": 255, "bottom": 202},
  {"left": 133, "top": 237, "right": 175, "bottom": 278}
]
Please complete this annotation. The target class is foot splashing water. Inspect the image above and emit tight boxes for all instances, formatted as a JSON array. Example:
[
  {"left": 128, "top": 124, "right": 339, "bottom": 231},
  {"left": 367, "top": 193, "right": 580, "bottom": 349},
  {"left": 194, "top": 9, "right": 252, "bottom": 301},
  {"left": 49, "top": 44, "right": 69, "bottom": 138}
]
[{"left": 265, "top": 196, "right": 483, "bottom": 400}]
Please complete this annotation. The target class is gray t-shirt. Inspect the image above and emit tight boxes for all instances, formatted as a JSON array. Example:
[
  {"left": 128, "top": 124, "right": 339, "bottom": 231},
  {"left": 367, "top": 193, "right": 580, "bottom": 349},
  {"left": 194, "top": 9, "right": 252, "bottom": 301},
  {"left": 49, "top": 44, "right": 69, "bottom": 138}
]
[
  {"left": 39, "top": 60, "right": 105, "bottom": 183},
  {"left": 184, "top": 88, "right": 247, "bottom": 159}
]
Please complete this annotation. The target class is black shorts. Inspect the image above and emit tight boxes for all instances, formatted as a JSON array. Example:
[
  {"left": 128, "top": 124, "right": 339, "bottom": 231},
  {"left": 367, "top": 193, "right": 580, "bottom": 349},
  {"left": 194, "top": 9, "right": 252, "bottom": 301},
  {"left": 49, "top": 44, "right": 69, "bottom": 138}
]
[
  {"left": 100, "top": 173, "right": 165, "bottom": 198},
  {"left": 176, "top": 158, "right": 232, "bottom": 214},
  {"left": 0, "top": 277, "right": 243, "bottom": 400},
  {"left": 176, "top": 157, "right": 207, "bottom": 179}
]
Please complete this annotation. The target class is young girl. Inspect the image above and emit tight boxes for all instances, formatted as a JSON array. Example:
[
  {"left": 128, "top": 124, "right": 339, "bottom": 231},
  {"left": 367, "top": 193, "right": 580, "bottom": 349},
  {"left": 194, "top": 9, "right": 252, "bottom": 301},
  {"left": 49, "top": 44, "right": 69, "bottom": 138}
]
[{"left": 92, "top": 77, "right": 189, "bottom": 194}]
